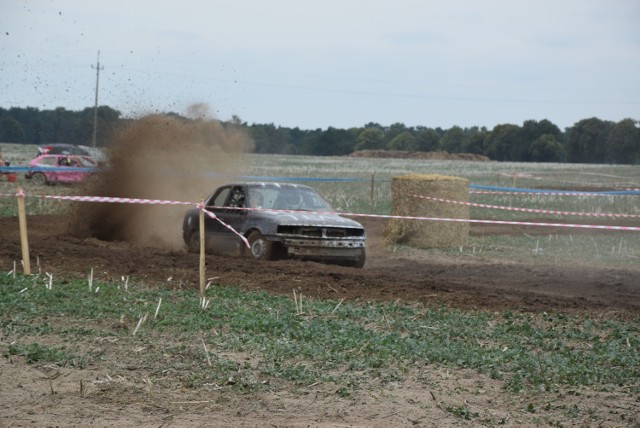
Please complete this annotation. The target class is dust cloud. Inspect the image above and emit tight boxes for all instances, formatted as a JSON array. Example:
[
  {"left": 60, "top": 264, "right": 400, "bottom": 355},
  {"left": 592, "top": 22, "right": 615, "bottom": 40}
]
[{"left": 73, "top": 105, "right": 254, "bottom": 249}]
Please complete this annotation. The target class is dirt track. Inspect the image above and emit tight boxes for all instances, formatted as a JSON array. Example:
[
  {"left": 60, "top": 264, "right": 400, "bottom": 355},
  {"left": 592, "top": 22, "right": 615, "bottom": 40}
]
[{"left": 2, "top": 214, "right": 639, "bottom": 315}]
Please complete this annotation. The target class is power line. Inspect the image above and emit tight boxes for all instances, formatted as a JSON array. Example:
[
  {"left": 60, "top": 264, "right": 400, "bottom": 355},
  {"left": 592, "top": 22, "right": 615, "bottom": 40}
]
[{"left": 91, "top": 51, "right": 104, "bottom": 147}]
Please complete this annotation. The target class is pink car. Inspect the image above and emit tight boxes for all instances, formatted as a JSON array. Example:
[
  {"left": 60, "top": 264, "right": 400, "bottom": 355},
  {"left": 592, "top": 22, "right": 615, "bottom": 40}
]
[{"left": 25, "top": 154, "right": 97, "bottom": 185}]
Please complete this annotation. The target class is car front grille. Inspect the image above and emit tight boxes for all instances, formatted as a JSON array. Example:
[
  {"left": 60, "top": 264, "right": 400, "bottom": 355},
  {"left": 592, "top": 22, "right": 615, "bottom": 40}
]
[{"left": 277, "top": 225, "right": 365, "bottom": 238}]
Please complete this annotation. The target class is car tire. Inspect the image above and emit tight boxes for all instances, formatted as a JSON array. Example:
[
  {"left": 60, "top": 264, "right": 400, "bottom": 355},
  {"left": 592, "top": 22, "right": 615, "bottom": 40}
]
[
  {"left": 187, "top": 231, "right": 200, "bottom": 253},
  {"left": 31, "top": 172, "right": 47, "bottom": 186},
  {"left": 247, "top": 230, "right": 276, "bottom": 260}
]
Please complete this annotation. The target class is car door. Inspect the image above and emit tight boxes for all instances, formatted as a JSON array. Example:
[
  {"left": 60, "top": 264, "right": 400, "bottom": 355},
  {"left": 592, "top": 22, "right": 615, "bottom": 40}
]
[
  {"left": 34, "top": 156, "right": 58, "bottom": 181},
  {"left": 55, "top": 156, "right": 76, "bottom": 182},
  {"left": 204, "top": 186, "right": 231, "bottom": 236},
  {"left": 202, "top": 185, "right": 248, "bottom": 253},
  {"left": 216, "top": 185, "right": 248, "bottom": 235},
  {"left": 69, "top": 156, "right": 96, "bottom": 182}
]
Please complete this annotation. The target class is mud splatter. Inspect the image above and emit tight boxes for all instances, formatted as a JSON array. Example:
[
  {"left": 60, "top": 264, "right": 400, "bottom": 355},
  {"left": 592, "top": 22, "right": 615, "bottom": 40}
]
[{"left": 73, "top": 107, "right": 254, "bottom": 249}]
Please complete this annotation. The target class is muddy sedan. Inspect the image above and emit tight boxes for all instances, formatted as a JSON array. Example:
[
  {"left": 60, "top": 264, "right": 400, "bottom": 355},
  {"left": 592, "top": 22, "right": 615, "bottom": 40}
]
[{"left": 182, "top": 182, "right": 366, "bottom": 268}]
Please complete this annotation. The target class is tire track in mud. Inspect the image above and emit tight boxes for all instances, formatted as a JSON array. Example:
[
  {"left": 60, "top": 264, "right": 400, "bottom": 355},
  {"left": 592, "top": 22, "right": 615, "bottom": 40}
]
[{"left": 1, "top": 215, "right": 638, "bottom": 315}]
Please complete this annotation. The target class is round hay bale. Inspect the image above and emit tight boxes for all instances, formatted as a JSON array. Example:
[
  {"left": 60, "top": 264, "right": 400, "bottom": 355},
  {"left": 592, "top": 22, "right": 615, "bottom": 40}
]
[{"left": 384, "top": 174, "right": 469, "bottom": 248}]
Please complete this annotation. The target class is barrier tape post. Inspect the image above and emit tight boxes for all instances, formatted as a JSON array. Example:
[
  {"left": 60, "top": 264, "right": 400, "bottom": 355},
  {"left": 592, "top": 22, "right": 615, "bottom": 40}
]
[
  {"left": 199, "top": 198, "right": 205, "bottom": 297},
  {"left": 16, "top": 188, "right": 31, "bottom": 275},
  {"left": 370, "top": 173, "right": 375, "bottom": 211}
]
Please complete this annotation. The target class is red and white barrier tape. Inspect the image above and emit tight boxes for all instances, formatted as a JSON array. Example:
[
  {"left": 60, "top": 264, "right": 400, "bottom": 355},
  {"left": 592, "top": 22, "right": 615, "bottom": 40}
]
[
  {"left": 346, "top": 213, "right": 640, "bottom": 232},
  {"left": 222, "top": 205, "right": 640, "bottom": 232},
  {"left": 41, "top": 194, "right": 193, "bottom": 206},
  {"left": 38, "top": 194, "right": 250, "bottom": 248},
  {"left": 412, "top": 194, "right": 640, "bottom": 219},
  {"left": 470, "top": 189, "right": 636, "bottom": 197},
  {"left": 2, "top": 191, "right": 640, "bottom": 232},
  {"left": 200, "top": 206, "right": 250, "bottom": 248}
]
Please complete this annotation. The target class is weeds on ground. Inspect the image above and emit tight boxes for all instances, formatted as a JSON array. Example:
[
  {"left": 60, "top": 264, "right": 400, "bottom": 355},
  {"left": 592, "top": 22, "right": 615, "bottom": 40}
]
[
  {"left": 1, "top": 273, "right": 638, "bottom": 398},
  {"left": 391, "top": 232, "right": 640, "bottom": 269}
]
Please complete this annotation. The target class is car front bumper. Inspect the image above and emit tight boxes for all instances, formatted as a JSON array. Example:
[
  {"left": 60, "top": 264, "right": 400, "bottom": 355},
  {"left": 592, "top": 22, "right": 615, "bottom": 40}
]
[{"left": 283, "top": 237, "right": 365, "bottom": 258}]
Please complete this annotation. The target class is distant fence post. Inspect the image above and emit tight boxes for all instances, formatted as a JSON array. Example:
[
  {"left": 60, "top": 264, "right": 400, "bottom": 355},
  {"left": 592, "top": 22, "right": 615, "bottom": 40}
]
[
  {"left": 16, "top": 188, "right": 31, "bottom": 275},
  {"left": 370, "top": 173, "right": 375, "bottom": 211}
]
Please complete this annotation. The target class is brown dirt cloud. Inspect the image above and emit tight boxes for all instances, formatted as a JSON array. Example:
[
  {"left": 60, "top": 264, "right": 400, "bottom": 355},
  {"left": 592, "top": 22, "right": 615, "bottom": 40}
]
[{"left": 73, "top": 106, "right": 254, "bottom": 249}]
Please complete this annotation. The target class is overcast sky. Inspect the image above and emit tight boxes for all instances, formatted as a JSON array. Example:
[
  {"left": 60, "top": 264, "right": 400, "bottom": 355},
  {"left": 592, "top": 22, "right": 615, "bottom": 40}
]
[{"left": 1, "top": 0, "right": 639, "bottom": 130}]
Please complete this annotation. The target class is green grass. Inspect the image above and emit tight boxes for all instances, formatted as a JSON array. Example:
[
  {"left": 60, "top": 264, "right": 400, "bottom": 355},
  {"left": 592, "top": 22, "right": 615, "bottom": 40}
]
[
  {"left": 1, "top": 274, "right": 638, "bottom": 396},
  {"left": 6, "top": 342, "right": 75, "bottom": 365},
  {"left": 398, "top": 233, "right": 640, "bottom": 268},
  {"left": 447, "top": 405, "right": 479, "bottom": 420}
]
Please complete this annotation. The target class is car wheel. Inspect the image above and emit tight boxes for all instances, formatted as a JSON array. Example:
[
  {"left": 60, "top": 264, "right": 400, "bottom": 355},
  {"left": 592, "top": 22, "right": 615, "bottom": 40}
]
[
  {"left": 31, "top": 172, "right": 47, "bottom": 186},
  {"left": 187, "top": 232, "right": 200, "bottom": 253},
  {"left": 247, "top": 230, "right": 275, "bottom": 260}
]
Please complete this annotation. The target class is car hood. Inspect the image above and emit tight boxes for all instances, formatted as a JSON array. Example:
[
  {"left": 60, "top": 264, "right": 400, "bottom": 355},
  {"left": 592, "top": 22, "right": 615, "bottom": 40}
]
[{"left": 255, "top": 210, "right": 364, "bottom": 229}]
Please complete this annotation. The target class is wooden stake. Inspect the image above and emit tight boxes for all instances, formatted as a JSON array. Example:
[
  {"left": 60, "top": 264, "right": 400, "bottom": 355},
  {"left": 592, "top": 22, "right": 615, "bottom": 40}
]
[
  {"left": 331, "top": 298, "right": 345, "bottom": 314},
  {"left": 199, "top": 198, "right": 205, "bottom": 297},
  {"left": 154, "top": 298, "right": 162, "bottom": 319},
  {"left": 88, "top": 268, "right": 94, "bottom": 292},
  {"left": 16, "top": 188, "right": 31, "bottom": 275},
  {"left": 201, "top": 338, "right": 212, "bottom": 367}
]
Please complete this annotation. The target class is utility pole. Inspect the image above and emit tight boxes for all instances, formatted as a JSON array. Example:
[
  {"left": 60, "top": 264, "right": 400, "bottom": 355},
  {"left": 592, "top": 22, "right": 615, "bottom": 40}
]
[{"left": 91, "top": 50, "right": 104, "bottom": 147}]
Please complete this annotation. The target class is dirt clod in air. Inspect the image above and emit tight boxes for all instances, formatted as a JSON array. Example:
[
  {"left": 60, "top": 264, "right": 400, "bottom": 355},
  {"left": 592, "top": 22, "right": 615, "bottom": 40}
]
[{"left": 72, "top": 108, "right": 253, "bottom": 249}]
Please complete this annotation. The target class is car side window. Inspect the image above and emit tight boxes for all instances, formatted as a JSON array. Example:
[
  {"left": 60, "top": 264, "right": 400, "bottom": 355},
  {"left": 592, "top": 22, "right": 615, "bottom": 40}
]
[
  {"left": 248, "top": 189, "right": 262, "bottom": 208},
  {"left": 40, "top": 157, "right": 56, "bottom": 166},
  {"left": 210, "top": 188, "right": 230, "bottom": 207},
  {"left": 227, "top": 187, "right": 246, "bottom": 208},
  {"left": 78, "top": 157, "right": 95, "bottom": 167}
]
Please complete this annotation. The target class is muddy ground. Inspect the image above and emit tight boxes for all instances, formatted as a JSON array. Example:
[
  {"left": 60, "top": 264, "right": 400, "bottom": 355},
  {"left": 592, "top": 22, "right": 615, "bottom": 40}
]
[
  {"left": 1, "top": 213, "right": 639, "bottom": 427},
  {"left": 2, "top": 215, "right": 639, "bottom": 315}
]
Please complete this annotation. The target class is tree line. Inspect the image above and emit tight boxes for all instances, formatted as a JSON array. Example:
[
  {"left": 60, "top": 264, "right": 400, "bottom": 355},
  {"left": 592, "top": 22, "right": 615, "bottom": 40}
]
[{"left": 1, "top": 106, "right": 638, "bottom": 164}]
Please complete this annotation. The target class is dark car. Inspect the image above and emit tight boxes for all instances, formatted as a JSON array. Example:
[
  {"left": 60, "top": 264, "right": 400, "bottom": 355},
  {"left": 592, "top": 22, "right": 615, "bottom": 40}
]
[
  {"left": 183, "top": 182, "right": 366, "bottom": 268},
  {"left": 37, "top": 144, "right": 108, "bottom": 166},
  {"left": 37, "top": 143, "right": 92, "bottom": 156}
]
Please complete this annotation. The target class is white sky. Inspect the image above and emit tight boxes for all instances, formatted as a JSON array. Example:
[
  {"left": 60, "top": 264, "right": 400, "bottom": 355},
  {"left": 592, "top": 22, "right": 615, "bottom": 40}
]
[{"left": 1, "top": 0, "right": 639, "bottom": 130}]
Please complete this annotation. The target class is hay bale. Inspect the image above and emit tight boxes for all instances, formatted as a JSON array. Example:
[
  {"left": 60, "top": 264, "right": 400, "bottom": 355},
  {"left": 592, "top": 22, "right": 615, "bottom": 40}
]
[{"left": 384, "top": 174, "right": 469, "bottom": 248}]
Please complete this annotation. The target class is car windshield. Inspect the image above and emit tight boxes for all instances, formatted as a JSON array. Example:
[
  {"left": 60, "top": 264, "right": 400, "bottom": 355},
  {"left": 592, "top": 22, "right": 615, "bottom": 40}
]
[
  {"left": 249, "top": 186, "right": 333, "bottom": 212},
  {"left": 74, "top": 156, "right": 97, "bottom": 167}
]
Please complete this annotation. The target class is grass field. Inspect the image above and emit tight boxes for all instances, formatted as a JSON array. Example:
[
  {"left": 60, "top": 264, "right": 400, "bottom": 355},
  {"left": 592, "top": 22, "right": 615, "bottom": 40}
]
[
  {"left": 1, "top": 274, "right": 638, "bottom": 425},
  {"left": 4, "top": 275, "right": 637, "bottom": 394}
]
